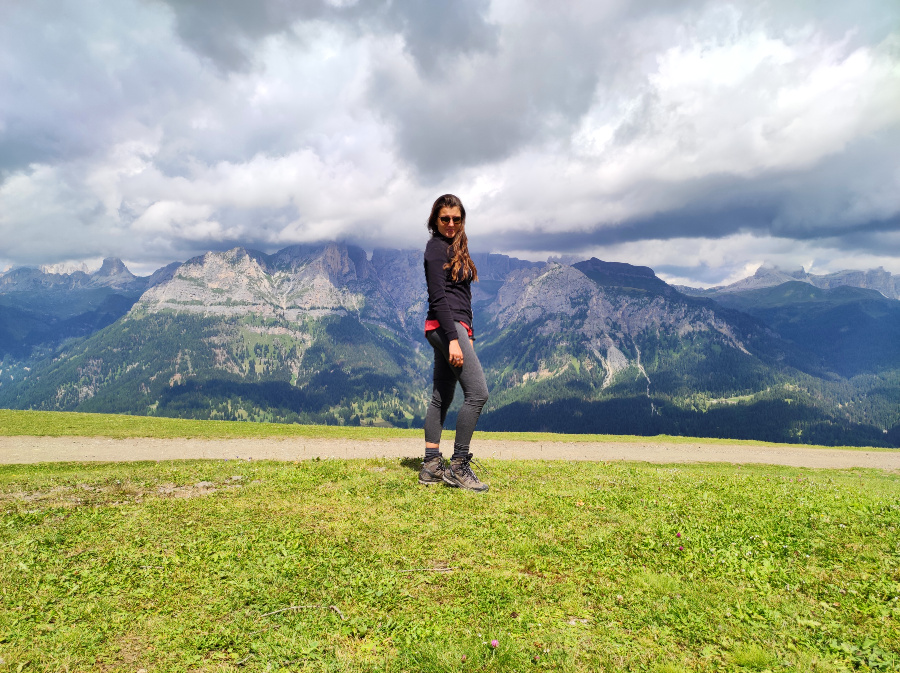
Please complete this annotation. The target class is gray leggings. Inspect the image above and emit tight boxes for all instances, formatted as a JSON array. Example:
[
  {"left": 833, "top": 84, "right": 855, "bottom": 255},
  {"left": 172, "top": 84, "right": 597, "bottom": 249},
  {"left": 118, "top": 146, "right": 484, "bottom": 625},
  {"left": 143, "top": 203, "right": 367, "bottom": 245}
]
[{"left": 424, "top": 322, "right": 489, "bottom": 451}]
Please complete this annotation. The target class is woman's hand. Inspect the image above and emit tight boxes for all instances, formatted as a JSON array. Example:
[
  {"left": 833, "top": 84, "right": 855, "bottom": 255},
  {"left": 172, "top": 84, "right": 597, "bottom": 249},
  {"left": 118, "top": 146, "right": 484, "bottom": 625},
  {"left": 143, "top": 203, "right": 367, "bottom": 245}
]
[{"left": 448, "top": 339, "right": 464, "bottom": 367}]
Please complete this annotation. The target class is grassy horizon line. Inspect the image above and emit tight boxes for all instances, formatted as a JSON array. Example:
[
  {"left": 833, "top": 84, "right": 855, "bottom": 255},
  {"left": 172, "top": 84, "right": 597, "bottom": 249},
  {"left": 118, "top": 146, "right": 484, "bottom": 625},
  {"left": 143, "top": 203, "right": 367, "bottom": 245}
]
[{"left": 0, "top": 408, "right": 891, "bottom": 451}]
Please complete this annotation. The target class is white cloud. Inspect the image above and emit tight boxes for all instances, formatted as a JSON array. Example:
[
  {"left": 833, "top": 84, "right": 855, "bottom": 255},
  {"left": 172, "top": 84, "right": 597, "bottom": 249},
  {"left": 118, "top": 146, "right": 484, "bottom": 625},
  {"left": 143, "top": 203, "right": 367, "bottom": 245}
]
[
  {"left": 1, "top": 0, "right": 899, "bottom": 286},
  {"left": 485, "top": 24, "right": 900, "bottom": 233},
  {"left": 0, "top": 164, "right": 118, "bottom": 263}
]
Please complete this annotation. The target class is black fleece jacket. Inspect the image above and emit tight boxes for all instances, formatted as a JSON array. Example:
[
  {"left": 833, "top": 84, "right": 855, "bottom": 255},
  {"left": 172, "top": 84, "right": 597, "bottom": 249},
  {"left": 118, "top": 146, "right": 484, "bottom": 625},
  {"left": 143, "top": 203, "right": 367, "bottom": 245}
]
[{"left": 424, "top": 234, "right": 474, "bottom": 342}]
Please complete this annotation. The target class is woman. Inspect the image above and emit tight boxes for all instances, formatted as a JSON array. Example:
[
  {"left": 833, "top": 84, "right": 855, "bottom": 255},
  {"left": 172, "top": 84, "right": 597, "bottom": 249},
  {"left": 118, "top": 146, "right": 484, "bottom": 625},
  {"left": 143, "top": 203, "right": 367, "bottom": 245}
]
[{"left": 418, "top": 194, "right": 489, "bottom": 492}]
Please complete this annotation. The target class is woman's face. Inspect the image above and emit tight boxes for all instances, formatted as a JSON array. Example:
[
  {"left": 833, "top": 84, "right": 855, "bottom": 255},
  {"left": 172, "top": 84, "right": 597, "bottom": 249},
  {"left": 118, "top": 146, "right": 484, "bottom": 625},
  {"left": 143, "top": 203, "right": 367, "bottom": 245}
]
[{"left": 435, "top": 206, "right": 462, "bottom": 239}]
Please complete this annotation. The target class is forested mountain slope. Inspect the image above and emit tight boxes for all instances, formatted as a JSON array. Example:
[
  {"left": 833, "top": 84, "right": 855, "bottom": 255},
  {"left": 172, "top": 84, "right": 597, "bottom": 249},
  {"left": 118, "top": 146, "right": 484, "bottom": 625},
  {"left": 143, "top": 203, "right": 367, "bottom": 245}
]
[
  {"left": 474, "top": 261, "right": 897, "bottom": 446},
  {"left": 1, "top": 246, "right": 897, "bottom": 447},
  {"left": 0, "top": 258, "right": 179, "bottom": 359},
  {"left": 0, "top": 244, "right": 535, "bottom": 428}
]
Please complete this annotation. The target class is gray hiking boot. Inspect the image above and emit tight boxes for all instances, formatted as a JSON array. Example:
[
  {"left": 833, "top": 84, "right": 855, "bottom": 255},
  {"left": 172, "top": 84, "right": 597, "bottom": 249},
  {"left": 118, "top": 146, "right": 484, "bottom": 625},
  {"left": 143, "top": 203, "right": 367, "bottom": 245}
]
[
  {"left": 442, "top": 453, "right": 489, "bottom": 492},
  {"left": 418, "top": 455, "right": 445, "bottom": 486}
]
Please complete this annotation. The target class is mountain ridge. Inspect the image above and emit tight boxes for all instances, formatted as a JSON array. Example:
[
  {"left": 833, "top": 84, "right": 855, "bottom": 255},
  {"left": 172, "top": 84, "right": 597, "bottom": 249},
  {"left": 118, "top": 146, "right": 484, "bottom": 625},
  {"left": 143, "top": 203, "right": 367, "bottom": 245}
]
[
  {"left": 6, "top": 252, "right": 895, "bottom": 303},
  {"left": 1, "top": 245, "right": 898, "bottom": 447},
  {"left": 676, "top": 264, "right": 900, "bottom": 300}
]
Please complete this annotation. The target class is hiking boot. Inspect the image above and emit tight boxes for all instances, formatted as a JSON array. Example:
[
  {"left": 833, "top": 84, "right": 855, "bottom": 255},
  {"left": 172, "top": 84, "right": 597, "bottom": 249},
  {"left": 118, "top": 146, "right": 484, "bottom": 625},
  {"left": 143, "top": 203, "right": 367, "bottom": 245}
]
[
  {"left": 442, "top": 453, "right": 489, "bottom": 492},
  {"left": 418, "top": 455, "right": 445, "bottom": 486}
]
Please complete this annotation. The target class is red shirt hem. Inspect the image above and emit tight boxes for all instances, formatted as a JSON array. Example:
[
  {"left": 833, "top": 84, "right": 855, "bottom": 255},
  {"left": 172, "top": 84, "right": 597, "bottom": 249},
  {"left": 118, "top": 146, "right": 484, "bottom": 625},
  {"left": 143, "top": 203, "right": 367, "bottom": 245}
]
[{"left": 425, "top": 320, "right": 472, "bottom": 338}]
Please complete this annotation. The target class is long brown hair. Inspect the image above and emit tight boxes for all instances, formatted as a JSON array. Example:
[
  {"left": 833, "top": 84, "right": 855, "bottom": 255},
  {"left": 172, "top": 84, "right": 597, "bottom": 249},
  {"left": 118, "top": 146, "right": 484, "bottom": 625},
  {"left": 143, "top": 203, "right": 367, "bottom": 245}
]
[{"left": 426, "top": 194, "right": 479, "bottom": 283}]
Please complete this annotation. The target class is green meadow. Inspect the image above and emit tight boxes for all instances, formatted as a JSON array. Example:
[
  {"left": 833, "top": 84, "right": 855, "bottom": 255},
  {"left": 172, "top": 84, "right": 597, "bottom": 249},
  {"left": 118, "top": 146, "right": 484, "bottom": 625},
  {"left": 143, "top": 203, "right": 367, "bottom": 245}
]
[
  {"left": 0, "top": 409, "right": 882, "bottom": 450},
  {"left": 0, "top": 413, "right": 898, "bottom": 671}
]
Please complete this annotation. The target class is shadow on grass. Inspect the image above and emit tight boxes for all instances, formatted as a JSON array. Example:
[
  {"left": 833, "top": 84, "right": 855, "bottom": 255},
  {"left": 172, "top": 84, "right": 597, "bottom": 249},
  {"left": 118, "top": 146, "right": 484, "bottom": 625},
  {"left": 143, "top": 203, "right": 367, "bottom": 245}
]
[{"left": 399, "top": 457, "right": 422, "bottom": 472}]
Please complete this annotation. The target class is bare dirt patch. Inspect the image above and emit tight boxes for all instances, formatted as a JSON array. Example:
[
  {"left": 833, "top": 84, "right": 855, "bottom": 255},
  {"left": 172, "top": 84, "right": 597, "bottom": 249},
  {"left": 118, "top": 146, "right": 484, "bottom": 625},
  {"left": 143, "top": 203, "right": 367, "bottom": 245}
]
[{"left": 0, "top": 477, "right": 247, "bottom": 511}]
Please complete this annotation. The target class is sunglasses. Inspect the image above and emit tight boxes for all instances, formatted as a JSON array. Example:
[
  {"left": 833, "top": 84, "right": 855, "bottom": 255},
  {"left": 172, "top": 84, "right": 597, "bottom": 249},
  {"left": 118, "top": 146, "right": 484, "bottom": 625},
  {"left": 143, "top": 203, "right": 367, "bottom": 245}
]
[{"left": 439, "top": 216, "right": 462, "bottom": 225}]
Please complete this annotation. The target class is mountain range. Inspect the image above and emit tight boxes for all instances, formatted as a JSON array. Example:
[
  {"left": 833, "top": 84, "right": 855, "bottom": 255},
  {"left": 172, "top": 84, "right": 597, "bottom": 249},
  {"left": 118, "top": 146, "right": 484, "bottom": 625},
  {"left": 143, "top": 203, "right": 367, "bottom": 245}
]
[
  {"left": 1, "top": 246, "right": 898, "bottom": 447},
  {"left": 676, "top": 264, "right": 900, "bottom": 299}
]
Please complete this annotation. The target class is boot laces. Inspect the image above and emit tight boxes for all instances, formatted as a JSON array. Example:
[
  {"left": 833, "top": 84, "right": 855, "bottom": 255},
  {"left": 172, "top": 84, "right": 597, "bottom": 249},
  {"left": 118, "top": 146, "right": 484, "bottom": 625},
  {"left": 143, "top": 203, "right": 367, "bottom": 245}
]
[{"left": 459, "top": 454, "right": 489, "bottom": 481}]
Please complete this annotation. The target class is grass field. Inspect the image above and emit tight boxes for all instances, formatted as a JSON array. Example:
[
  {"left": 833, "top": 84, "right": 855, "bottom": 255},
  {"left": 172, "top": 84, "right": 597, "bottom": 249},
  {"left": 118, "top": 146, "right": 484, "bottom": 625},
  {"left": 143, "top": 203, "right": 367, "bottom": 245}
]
[
  {"left": 1, "top": 448, "right": 898, "bottom": 671},
  {"left": 0, "top": 409, "right": 885, "bottom": 451}
]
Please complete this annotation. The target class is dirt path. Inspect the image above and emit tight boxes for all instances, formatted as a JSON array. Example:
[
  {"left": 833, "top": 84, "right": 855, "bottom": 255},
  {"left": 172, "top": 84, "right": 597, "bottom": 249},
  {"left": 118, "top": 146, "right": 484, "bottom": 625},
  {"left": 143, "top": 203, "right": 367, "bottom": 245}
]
[{"left": 0, "top": 436, "right": 897, "bottom": 470}]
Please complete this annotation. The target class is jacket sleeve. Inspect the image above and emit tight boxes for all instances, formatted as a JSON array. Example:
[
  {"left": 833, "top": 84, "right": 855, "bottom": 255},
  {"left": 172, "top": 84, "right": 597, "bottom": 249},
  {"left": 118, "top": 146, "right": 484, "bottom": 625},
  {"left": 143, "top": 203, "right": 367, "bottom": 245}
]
[{"left": 424, "top": 240, "right": 459, "bottom": 342}]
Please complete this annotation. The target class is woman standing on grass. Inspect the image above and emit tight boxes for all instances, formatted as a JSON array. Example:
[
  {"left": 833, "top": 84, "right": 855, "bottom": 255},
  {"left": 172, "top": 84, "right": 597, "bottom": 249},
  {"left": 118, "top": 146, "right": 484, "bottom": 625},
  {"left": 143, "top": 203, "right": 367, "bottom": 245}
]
[{"left": 418, "top": 194, "right": 490, "bottom": 492}]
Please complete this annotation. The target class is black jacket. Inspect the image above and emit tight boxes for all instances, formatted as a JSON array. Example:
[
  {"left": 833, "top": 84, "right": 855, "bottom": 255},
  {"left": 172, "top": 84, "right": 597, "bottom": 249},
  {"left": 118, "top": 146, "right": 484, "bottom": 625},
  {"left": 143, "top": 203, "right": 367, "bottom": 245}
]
[{"left": 424, "top": 234, "right": 474, "bottom": 342}]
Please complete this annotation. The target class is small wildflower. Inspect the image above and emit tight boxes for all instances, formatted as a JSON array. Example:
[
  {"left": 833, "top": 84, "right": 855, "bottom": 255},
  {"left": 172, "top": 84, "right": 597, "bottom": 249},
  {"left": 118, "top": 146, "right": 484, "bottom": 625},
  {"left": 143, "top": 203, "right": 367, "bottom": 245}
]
[
  {"left": 678, "top": 545, "right": 684, "bottom": 551},
  {"left": 461, "top": 655, "right": 467, "bottom": 662},
  {"left": 676, "top": 532, "right": 681, "bottom": 538},
  {"left": 491, "top": 639, "right": 499, "bottom": 648}
]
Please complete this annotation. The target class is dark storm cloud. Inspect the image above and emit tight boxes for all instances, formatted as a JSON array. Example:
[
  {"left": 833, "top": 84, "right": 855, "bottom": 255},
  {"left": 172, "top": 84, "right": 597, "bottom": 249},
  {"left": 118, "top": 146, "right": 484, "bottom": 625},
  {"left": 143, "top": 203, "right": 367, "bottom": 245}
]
[
  {"left": 1, "top": 0, "right": 498, "bottom": 177},
  {"left": 487, "top": 202, "right": 781, "bottom": 253},
  {"left": 825, "top": 228, "right": 900, "bottom": 258},
  {"left": 379, "top": 0, "right": 499, "bottom": 75},
  {"left": 159, "top": 0, "right": 592, "bottom": 176},
  {"left": 362, "top": 0, "right": 900, "bottom": 179},
  {"left": 157, "top": 0, "right": 497, "bottom": 74},
  {"left": 156, "top": 0, "right": 330, "bottom": 72},
  {"left": 0, "top": 1, "right": 212, "bottom": 178},
  {"left": 486, "top": 132, "right": 900, "bottom": 256},
  {"left": 0, "top": 3, "right": 112, "bottom": 174},
  {"left": 366, "top": 26, "right": 599, "bottom": 178},
  {"left": 151, "top": 0, "right": 502, "bottom": 175},
  {"left": 491, "top": 203, "right": 900, "bottom": 255},
  {"left": 0, "top": 132, "right": 63, "bottom": 175}
]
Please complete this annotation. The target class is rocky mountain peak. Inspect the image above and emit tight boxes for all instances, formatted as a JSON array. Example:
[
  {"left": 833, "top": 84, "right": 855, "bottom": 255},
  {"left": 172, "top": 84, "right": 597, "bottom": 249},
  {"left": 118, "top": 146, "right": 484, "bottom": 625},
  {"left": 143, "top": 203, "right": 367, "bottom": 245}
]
[
  {"left": 39, "top": 261, "right": 93, "bottom": 275},
  {"left": 0, "top": 258, "right": 146, "bottom": 292},
  {"left": 470, "top": 252, "right": 544, "bottom": 280},
  {"left": 572, "top": 257, "right": 675, "bottom": 296},
  {"left": 577, "top": 257, "right": 656, "bottom": 278},
  {"left": 492, "top": 263, "right": 598, "bottom": 328},
  {"left": 137, "top": 243, "right": 384, "bottom": 324},
  {"left": 316, "top": 242, "right": 363, "bottom": 283},
  {"left": 706, "top": 265, "right": 803, "bottom": 294},
  {"left": 146, "top": 262, "right": 182, "bottom": 288},
  {"left": 133, "top": 243, "right": 559, "bottom": 336},
  {"left": 94, "top": 257, "right": 133, "bottom": 278},
  {"left": 680, "top": 264, "right": 900, "bottom": 300},
  {"left": 267, "top": 242, "right": 371, "bottom": 282}
]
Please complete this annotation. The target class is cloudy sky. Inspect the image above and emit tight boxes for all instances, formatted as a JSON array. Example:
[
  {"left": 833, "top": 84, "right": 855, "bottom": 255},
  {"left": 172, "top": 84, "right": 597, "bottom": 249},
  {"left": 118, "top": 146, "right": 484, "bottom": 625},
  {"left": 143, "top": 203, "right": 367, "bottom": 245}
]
[{"left": 1, "top": 0, "right": 899, "bottom": 286}]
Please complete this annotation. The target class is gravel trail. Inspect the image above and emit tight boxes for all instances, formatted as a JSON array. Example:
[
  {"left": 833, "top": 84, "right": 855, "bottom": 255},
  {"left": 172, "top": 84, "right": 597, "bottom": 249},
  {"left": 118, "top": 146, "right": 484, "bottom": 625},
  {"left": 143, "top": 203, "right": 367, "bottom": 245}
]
[{"left": 0, "top": 436, "right": 897, "bottom": 470}]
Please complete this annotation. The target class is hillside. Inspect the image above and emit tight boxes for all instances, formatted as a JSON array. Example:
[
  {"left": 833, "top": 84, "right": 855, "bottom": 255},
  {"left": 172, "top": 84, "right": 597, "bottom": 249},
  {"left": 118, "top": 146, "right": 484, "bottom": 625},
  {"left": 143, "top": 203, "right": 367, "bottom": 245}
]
[
  {"left": 1, "top": 246, "right": 898, "bottom": 447},
  {"left": 0, "top": 258, "right": 179, "bottom": 359},
  {"left": 0, "top": 244, "right": 536, "bottom": 428},
  {"left": 708, "top": 282, "right": 900, "bottom": 377},
  {"left": 474, "top": 263, "right": 895, "bottom": 446}
]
